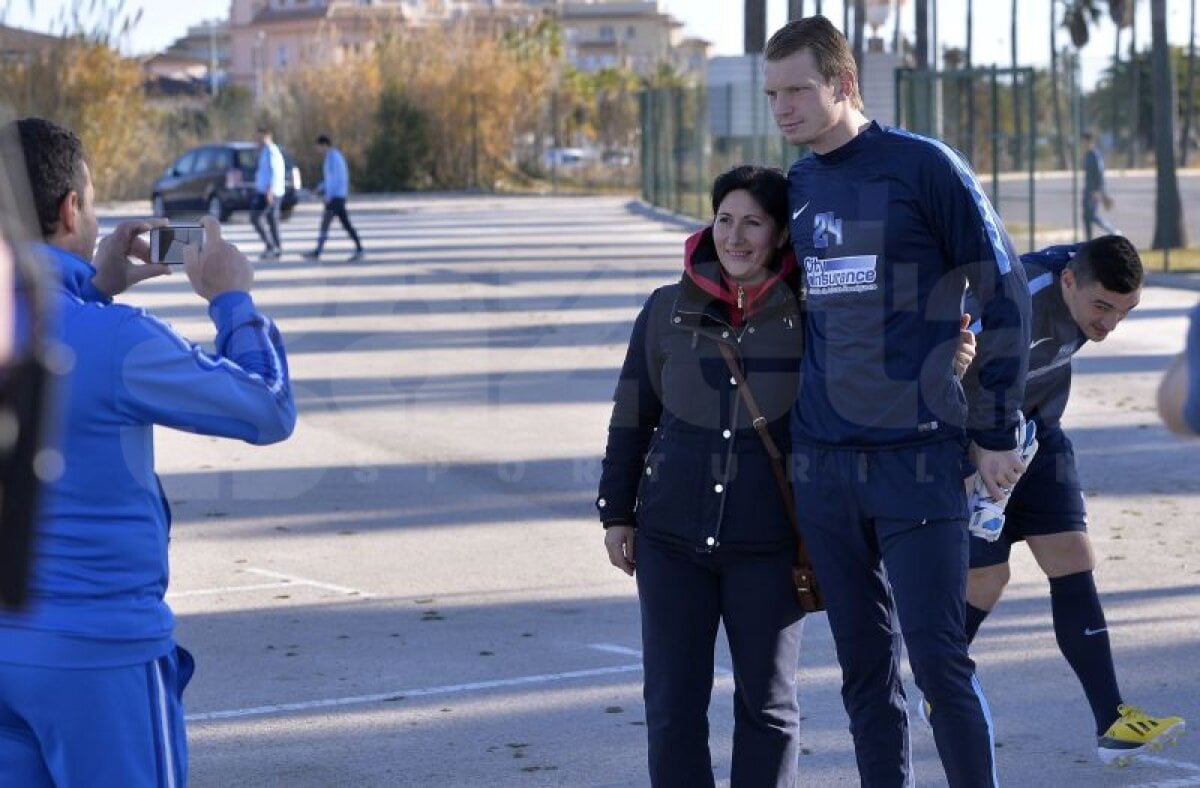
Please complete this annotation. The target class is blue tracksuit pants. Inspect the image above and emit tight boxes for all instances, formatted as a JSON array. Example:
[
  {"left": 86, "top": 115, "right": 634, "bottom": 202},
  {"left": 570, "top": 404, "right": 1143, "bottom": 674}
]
[
  {"left": 792, "top": 440, "right": 997, "bottom": 788},
  {"left": 0, "top": 645, "right": 194, "bottom": 787}
]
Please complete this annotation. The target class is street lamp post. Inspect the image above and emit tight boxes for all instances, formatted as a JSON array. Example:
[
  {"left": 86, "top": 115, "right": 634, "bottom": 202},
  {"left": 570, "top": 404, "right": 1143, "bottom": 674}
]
[
  {"left": 209, "top": 21, "right": 219, "bottom": 98},
  {"left": 254, "top": 30, "right": 266, "bottom": 100}
]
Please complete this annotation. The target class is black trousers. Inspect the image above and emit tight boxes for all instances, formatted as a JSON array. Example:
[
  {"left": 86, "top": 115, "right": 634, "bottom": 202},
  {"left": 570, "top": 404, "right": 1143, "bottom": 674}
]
[
  {"left": 315, "top": 197, "right": 362, "bottom": 254},
  {"left": 250, "top": 193, "right": 281, "bottom": 252},
  {"left": 636, "top": 535, "right": 804, "bottom": 788}
]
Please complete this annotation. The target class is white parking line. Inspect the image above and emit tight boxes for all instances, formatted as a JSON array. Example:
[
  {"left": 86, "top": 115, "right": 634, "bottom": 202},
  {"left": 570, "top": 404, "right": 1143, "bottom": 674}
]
[
  {"left": 1123, "top": 755, "right": 1200, "bottom": 788},
  {"left": 587, "top": 643, "right": 641, "bottom": 658},
  {"left": 1138, "top": 756, "right": 1200, "bottom": 773},
  {"left": 186, "top": 663, "right": 643, "bottom": 723},
  {"left": 244, "top": 567, "right": 374, "bottom": 598},
  {"left": 169, "top": 582, "right": 293, "bottom": 599},
  {"left": 1126, "top": 779, "right": 1200, "bottom": 788},
  {"left": 587, "top": 642, "right": 732, "bottom": 676},
  {"left": 168, "top": 567, "right": 373, "bottom": 600}
]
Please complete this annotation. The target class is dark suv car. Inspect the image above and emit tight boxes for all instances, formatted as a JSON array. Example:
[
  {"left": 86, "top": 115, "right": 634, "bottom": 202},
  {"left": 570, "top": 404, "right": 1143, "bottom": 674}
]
[{"left": 150, "top": 142, "right": 301, "bottom": 223}]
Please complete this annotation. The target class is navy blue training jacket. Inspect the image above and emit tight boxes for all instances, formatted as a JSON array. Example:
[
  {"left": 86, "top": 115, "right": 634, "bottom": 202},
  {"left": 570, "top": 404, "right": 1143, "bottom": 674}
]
[
  {"left": 787, "top": 121, "right": 1031, "bottom": 451},
  {"left": 968, "top": 244, "right": 1085, "bottom": 433}
]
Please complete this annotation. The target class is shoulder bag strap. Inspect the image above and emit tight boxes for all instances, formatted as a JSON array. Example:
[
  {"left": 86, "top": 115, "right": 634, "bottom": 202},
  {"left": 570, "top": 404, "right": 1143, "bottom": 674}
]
[{"left": 716, "top": 342, "right": 816, "bottom": 573}]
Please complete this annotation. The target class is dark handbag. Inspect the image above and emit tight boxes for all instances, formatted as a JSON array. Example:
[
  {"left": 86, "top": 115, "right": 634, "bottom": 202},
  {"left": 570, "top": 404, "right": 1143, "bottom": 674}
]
[{"left": 718, "top": 343, "right": 825, "bottom": 613}]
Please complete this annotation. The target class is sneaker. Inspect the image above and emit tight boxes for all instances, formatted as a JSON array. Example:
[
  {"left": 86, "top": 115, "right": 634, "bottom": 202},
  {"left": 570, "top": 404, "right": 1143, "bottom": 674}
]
[
  {"left": 347, "top": 249, "right": 365, "bottom": 262},
  {"left": 260, "top": 248, "right": 281, "bottom": 261},
  {"left": 1097, "top": 704, "right": 1186, "bottom": 766},
  {"left": 301, "top": 249, "right": 320, "bottom": 260},
  {"left": 968, "top": 414, "right": 1038, "bottom": 542}
]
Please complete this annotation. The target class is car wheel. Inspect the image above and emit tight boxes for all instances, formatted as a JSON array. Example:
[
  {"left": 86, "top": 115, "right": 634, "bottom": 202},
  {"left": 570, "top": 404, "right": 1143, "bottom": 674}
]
[
  {"left": 152, "top": 194, "right": 166, "bottom": 218},
  {"left": 207, "top": 195, "right": 225, "bottom": 223}
]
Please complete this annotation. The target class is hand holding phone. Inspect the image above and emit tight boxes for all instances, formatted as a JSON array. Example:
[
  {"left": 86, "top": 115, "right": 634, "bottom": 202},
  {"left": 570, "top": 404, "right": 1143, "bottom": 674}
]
[
  {"left": 149, "top": 225, "right": 205, "bottom": 265},
  {"left": 91, "top": 219, "right": 171, "bottom": 297},
  {"left": 184, "top": 216, "right": 253, "bottom": 301}
]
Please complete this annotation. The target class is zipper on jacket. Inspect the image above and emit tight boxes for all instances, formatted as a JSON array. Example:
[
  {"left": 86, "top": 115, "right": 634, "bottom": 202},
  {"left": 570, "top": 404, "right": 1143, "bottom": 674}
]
[{"left": 737, "top": 285, "right": 745, "bottom": 311}]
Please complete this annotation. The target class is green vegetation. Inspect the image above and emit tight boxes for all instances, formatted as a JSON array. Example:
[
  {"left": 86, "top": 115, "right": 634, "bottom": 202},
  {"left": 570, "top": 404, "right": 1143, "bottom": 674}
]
[{"left": 0, "top": 4, "right": 653, "bottom": 199}]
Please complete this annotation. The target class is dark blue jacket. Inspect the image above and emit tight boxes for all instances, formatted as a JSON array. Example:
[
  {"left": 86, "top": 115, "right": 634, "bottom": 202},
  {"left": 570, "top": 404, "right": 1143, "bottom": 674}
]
[
  {"left": 968, "top": 244, "right": 1085, "bottom": 433},
  {"left": 787, "top": 122, "right": 1030, "bottom": 451},
  {"left": 597, "top": 229, "right": 803, "bottom": 552}
]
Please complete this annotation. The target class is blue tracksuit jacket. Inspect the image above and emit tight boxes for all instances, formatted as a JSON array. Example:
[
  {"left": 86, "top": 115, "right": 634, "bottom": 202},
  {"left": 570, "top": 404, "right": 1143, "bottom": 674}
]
[{"left": 0, "top": 244, "right": 295, "bottom": 668}]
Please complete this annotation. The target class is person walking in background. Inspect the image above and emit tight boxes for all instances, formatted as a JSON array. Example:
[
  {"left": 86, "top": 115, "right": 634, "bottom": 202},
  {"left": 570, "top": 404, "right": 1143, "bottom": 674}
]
[
  {"left": 1082, "top": 131, "right": 1118, "bottom": 240},
  {"left": 0, "top": 117, "right": 295, "bottom": 787},
  {"left": 251, "top": 125, "right": 285, "bottom": 259},
  {"left": 303, "top": 134, "right": 364, "bottom": 262},
  {"left": 764, "top": 15, "right": 1031, "bottom": 787},
  {"left": 954, "top": 236, "right": 1185, "bottom": 767}
]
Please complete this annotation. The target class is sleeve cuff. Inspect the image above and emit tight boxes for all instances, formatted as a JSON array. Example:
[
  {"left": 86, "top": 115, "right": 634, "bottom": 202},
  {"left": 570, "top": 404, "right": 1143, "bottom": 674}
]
[
  {"left": 208, "top": 291, "right": 256, "bottom": 330},
  {"left": 968, "top": 427, "right": 1018, "bottom": 452},
  {"left": 81, "top": 279, "right": 113, "bottom": 305}
]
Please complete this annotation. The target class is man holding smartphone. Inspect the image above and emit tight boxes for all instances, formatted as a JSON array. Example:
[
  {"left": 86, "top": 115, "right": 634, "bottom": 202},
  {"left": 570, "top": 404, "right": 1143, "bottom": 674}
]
[
  {"left": 0, "top": 117, "right": 296, "bottom": 787},
  {"left": 151, "top": 224, "right": 207, "bottom": 264}
]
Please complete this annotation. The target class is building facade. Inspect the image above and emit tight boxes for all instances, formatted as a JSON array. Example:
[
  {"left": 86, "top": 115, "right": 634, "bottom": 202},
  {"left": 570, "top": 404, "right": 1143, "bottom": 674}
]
[
  {"left": 228, "top": 0, "right": 414, "bottom": 95},
  {"left": 227, "top": 0, "right": 707, "bottom": 94},
  {"left": 559, "top": 1, "right": 706, "bottom": 80}
]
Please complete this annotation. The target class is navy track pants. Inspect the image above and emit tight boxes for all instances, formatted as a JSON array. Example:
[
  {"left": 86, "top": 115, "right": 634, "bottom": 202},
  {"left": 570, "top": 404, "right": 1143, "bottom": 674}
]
[{"left": 792, "top": 440, "right": 997, "bottom": 788}]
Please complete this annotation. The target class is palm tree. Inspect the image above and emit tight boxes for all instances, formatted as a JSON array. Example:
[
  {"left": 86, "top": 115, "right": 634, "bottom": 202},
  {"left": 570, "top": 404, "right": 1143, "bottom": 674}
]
[
  {"left": 966, "top": 0, "right": 976, "bottom": 161},
  {"left": 894, "top": 0, "right": 903, "bottom": 53},
  {"left": 915, "top": 0, "right": 929, "bottom": 68},
  {"left": 853, "top": 0, "right": 867, "bottom": 72},
  {"left": 1181, "top": 0, "right": 1197, "bottom": 164},
  {"left": 1050, "top": 0, "right": 1069, "bottom": 169},
  {"left": 1012, "top": 0, "right": 1022, "bottom": 169},
  {"left": 1127, "top": 1, "right": 1141, "bottom": 167},
  {"left": 1149, "top": 0, "right": 1186, "bottom": 248},
  {"left": 744, "top": 0, "right": 767, "bottom": 53}
]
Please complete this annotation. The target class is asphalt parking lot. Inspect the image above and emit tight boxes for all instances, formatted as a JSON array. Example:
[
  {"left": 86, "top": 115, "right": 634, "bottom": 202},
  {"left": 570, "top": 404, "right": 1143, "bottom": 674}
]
[{"left": 98, "top": 193, "right": 1200, "bottom": 786}]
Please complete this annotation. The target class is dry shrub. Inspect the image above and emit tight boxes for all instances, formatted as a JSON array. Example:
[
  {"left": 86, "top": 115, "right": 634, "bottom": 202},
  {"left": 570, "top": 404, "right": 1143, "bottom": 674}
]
[{"left": 0, "top": 37, "right": 164, "bottom": 201}]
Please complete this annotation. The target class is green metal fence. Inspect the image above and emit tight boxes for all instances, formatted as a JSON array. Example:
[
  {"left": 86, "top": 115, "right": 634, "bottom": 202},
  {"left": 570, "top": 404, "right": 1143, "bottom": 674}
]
[
  {"left": 896, "top": 66, "right": 1038, "bottom": 251},
  {"left": 639, "top": 82, "right": 795, "bottom": 222}
]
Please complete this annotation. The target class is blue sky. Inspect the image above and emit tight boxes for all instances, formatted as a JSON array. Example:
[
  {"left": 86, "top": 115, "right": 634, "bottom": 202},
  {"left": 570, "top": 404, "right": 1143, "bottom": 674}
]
[{"left": 1, "top": 0, "right": 1194, "bottom": 89}]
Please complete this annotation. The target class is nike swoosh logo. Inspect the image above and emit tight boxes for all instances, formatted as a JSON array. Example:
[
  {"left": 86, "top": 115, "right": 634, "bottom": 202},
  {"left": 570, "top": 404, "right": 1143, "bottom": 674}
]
[
  {"left": 792, "top": 201, "right": 810, "bottom": 222},
  {"left": 1084, "top": 627, "right": 1108, "bottom": 636},
  {"left": 1030, "top": 337, "right": 1056, "bottom": 350}
]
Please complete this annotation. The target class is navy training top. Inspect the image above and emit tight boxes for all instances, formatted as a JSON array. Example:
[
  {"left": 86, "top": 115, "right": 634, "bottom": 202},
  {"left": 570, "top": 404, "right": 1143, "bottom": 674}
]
[
  {"left": 787, "top": 121, "right": 1031, "bottom": 451},
  {"left": 968, "top": 244, "right": 1085, "bottom": 433}
]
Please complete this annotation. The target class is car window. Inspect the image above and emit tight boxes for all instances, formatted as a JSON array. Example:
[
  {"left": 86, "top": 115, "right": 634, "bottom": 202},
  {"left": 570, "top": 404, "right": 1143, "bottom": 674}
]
[
  {"left": 235, "top": 149, "right": 258, "bottom": 170},
  {"left": 211, "top": 149, "right": 233, "bottom": 170},
  {"left": 192, "top": 148, "right": 217, "bottom": 172},
  {"left": 174, "top": 151, "right": 198, "bottom": 176}
]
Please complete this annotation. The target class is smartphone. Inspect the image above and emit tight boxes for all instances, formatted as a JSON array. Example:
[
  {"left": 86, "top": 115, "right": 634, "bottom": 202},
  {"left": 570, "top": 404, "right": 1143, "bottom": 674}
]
[{"left": 149, "top": 225, "right": 204, "bottom": 264}]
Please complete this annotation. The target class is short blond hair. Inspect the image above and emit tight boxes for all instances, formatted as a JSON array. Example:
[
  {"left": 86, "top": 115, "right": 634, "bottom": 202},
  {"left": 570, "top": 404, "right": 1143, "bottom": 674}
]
[{"left": 765, "top": 16, "right": 864, "bottom": 111}]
